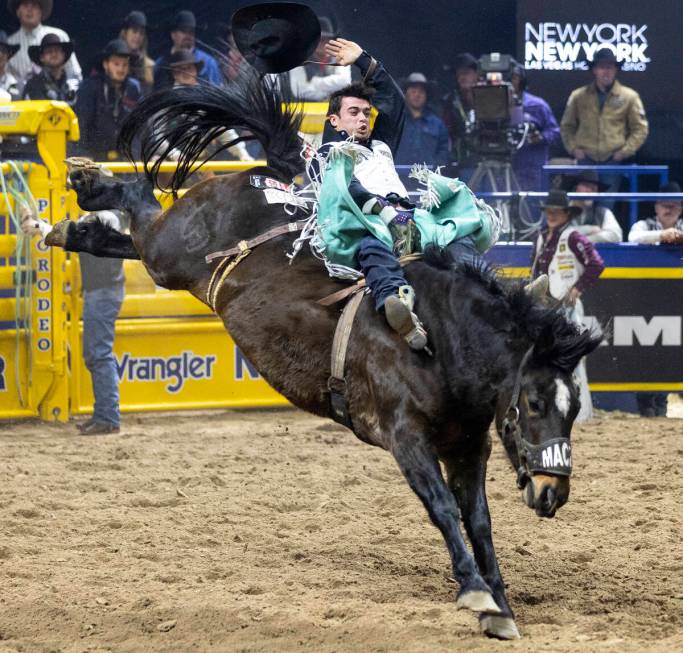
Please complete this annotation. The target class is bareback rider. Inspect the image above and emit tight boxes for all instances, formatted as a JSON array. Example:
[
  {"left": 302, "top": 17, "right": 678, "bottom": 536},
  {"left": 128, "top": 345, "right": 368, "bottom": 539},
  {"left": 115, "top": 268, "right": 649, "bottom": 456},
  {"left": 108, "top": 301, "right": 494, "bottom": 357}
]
[{"left": 315, "top": 38, "right": 429, "bottom": 350}]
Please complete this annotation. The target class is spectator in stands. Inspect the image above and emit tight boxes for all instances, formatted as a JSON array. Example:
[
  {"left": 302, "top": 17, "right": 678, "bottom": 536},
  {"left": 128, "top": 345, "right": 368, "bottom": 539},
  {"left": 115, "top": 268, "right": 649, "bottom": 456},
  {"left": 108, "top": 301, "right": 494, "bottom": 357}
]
[
  {"left": 628, "top": 181, "right": 683, "bottom": 245},
  {"left": 75, "top": 39, "right": 141, "bottom": 161},
  {"left": 395, "top": 72, "right": 449, "bottom": 168},
  {"left": 531, "top": 189, "right": 605, "bottom": 422},
  {"left": 510, "top": 61, "right": 560, "bottom": 191},
  {"left": 119, "top": 11, "right": 153, "bottom": 95},
  {"left": 169, "top": 49, "right": 253, "bottom": 163},
  {"left": 286, "top": 17, "right": 351, "bottom": 101},
  {"left": 22, "top": 33, "right": 78, "bottom": 104},
  {"left": 7, "top": 0, "right": 81, "bottom": 92},
  {"left": 566, "top": 170, "right": 623, "bottom": 243},
  {"left": 560, "top": 48, "right": 648, "bottom": 208},
  {"left": 442, "top": 52, "right": 478, "bottom": 175},
  {"left": 0, "top": 30, "right": 20, "bottom": 99},
  {"left": 154, "top": 10, "right": 222, "bottom": 91}
]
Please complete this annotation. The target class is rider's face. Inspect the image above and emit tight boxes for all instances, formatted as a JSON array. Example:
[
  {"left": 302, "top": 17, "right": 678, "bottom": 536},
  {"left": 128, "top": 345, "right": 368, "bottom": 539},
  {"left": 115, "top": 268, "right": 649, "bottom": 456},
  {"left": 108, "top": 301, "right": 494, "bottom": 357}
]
[{"left": 329, "top": 96, "right": 372, "bottom": 139}]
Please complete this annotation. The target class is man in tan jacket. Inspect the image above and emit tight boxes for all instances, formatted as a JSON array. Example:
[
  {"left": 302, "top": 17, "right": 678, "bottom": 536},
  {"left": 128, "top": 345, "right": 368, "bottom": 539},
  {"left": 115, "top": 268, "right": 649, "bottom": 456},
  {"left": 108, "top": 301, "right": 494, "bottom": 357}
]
[{"left": 561, "top": 47, "right": 648, "bottom": 208}]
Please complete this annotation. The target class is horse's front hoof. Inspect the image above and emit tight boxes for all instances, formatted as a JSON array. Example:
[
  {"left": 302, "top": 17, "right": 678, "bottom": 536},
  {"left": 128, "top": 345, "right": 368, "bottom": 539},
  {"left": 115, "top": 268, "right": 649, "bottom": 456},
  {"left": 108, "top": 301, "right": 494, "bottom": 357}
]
[
  {"left": 480, "top": 614, "right": 521, "bottom": 640},
  {"left": 44, "top": 219, "right": 72, "bottom": 248},
  {"left": 455, "top": 590, "right": 502, "bottom": 615}
]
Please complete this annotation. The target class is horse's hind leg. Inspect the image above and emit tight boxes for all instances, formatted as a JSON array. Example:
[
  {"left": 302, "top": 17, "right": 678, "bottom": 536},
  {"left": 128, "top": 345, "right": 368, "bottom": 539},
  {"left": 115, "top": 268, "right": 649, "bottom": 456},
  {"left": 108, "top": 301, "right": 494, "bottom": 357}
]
[
  {"left": 444, "top": 437, "right": 520, "bottom": 640},
  {"left": 66, "top": 159, "right": 160, "bottom": 230},
  {"left": 389, "top": 432, "right": 502, "bottom": 617}
]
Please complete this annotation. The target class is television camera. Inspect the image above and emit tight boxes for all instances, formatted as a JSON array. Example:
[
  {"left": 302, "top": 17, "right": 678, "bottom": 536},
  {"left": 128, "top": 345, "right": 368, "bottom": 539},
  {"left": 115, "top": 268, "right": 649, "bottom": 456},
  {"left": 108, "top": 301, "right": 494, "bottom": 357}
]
[{"left": 466, "top": 53, "right": 532, "bottom": 159}]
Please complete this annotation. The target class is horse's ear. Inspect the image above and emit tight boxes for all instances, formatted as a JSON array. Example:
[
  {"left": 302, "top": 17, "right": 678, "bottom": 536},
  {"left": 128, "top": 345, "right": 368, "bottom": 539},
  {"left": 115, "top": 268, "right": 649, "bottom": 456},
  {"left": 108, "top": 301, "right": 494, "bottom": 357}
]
[{"left": 533, "top": 325, "right": 603, "bottom": 373}]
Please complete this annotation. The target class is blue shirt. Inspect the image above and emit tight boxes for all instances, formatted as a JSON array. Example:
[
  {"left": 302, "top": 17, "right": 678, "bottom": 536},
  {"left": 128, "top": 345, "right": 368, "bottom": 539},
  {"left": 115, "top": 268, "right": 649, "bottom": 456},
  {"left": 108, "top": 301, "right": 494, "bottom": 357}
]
[
  {"left": 154, "top": 47, "right": 223, "bottom": 91},
  {"left": 395, "top": 108, "right": 450, "bottom": 167},
  {"left": 512, "top": 91, "right": 560, "bottom": 191}
]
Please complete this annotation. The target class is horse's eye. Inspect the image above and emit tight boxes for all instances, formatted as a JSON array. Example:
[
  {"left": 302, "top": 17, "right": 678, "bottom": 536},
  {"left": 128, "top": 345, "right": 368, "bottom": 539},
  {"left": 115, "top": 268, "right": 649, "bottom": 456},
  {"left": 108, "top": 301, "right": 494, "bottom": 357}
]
[{"left": 528, "top": 399, "right": 544, "bottom": 414}]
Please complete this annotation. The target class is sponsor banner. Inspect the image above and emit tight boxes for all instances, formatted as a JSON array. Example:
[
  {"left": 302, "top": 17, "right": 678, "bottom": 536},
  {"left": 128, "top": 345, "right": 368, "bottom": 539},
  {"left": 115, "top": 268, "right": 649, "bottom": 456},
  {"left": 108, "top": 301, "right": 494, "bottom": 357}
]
[
  {"left": 77, "top": 321, "right": 288, "bottom": 413},
  {"left": 517, "top": 0, "right": 681, "bottom": 113},
  {"left": 583, "top": 279, "right": 682, "bottom": 385},
  {"left": 487, "top": 243, "right": 682, "bottom": 389}
]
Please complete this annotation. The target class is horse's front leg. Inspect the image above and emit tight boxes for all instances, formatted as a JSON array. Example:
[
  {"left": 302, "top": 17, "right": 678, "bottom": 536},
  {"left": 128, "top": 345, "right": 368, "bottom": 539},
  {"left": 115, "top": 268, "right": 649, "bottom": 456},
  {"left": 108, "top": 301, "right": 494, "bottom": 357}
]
[
  {"left": 46, "top": 215, "right": 141, "bottom": 259},
  {"left": 444, "top": 435, "right": 520, "bottom": 640},
  {"left": 387, "top": 425, "right": 501, "bottom": 617}
]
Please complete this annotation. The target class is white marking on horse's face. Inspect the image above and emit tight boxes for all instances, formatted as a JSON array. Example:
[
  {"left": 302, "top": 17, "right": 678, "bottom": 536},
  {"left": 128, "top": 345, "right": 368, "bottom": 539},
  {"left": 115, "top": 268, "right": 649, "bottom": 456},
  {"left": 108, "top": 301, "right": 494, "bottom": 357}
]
[{"left": 554, "top": 379, "right": 571, "bottom": 417}]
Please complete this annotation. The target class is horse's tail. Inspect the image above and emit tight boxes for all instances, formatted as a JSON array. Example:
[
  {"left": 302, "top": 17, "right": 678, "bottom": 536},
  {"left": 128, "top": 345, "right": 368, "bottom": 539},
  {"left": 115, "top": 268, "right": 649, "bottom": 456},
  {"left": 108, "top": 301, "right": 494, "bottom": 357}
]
[{"left": 118, "top": 74, "right": 304, "bottom": 194}]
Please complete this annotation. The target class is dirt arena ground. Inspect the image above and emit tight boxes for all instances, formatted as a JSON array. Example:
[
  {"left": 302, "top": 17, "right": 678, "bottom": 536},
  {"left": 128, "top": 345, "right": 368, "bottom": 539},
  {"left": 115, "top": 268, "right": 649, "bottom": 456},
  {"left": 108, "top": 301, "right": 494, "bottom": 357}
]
[{"left": 1, "top": 404, "right": 681, "bottom": 653}]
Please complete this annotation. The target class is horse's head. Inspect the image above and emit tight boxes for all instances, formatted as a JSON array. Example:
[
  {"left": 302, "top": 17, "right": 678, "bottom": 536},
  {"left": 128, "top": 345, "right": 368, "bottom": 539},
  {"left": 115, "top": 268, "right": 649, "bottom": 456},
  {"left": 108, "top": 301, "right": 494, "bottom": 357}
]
[{"left": 497, "top": 328, "right": 601, "bottom": 518}]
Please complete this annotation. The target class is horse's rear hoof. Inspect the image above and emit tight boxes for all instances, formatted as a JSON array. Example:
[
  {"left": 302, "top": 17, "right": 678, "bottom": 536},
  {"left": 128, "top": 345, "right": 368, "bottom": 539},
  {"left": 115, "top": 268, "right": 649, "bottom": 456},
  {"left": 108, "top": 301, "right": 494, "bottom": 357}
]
[
  {"left": 44, "top": 219, "right": 72, "bottom": 248},
  {"left": 455, "top": 590, "right": 502, "bottom": 615},
  {"left": 480, "top": 614, "right": 521, "bottom": 640}
]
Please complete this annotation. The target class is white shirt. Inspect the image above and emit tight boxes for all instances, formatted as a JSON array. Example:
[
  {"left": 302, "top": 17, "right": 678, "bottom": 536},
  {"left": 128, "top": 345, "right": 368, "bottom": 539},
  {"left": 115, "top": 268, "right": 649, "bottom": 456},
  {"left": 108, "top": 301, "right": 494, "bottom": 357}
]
[
  {"left": 572, "top": 206, "right": 623, "bottom": 243},
  {"left": 628, "top": 216, "right": 683, "bottom": 244},
  {"left": 348, "top": 140, "right": 408, "bottom": 199},
  {"left": 8, "top": 24, "right": 82, "bottom": 91},
  {"left": 0, "top": 70, "right": 19, "bottom": 98},
  {"left": 288, "top": 64, "right": 351, "bottom": 101}
]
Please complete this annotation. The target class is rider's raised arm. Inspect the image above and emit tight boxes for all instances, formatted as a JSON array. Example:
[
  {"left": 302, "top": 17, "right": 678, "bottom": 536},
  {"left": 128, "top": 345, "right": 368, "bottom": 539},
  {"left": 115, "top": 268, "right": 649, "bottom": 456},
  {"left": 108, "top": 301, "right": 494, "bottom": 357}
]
[{"left": 354, "top": 51, "right": 406, "bottom": 155}]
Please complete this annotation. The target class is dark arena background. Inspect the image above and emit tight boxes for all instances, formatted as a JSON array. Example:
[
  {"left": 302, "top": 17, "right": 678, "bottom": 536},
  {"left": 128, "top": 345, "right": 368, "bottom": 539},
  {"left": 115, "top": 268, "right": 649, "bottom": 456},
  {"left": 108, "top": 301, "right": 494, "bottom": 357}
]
[{"left": 1, "top": 1, "right": 681, "bottom": 651}]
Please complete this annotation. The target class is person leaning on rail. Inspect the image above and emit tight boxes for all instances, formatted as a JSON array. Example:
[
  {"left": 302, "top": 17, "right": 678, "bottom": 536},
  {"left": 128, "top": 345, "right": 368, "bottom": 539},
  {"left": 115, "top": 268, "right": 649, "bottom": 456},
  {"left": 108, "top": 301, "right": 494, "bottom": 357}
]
[
  {"left": 628, "top": 181, "right": 683, "bottom": 246},
  {"left": 565, "top": 170, "right": 623, "bottom": 243}
]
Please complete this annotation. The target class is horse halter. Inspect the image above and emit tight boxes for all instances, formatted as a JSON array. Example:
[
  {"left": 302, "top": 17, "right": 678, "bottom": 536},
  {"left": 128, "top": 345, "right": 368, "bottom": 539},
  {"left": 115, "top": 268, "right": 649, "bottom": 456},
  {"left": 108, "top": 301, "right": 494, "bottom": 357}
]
[{"left": 502, "top": 346, "right": 573, "bottom": 490}]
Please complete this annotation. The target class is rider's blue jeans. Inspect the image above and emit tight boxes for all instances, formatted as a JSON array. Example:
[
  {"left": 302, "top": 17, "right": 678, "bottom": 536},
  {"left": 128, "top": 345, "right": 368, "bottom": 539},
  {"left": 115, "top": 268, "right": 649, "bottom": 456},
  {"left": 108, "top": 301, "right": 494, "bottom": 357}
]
[
  {"left": 357, "top": 236, "right": 406, "bottom": 311},
  {"left": 357, "top": 235, "right": 486, "bottom": 311},
  {"left": 82, "top": 285, "right": 124, "bottom": 426}
]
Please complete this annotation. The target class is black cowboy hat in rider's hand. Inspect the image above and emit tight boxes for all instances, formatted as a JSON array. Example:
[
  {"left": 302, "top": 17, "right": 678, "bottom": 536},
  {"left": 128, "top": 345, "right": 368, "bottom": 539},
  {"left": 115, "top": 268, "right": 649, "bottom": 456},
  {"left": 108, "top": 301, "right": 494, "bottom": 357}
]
[
  {"left": 588, "top": 47, "right": 622, "bottom": 68},
  {"left": 28, "top": 33, "right": 73, "bottom": 66},
  {"left": 7, "top": 0, "right": 52, "bottom": 20},
  {"left": 0, "top": 30, "right": 19, "bottom": 58},
  {"left": 565, "top": 170, "right": 609, "bottom": 193},
  {"left": 231, "top": 2, "right": 321, "bottom": 74},
  {"left": 540, "top": 189, "right": 582, "bottom": 216}
]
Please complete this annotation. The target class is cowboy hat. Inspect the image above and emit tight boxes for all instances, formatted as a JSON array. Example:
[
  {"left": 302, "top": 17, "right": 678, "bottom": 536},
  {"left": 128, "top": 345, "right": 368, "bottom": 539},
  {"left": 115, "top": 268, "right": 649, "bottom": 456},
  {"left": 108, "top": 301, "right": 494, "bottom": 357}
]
[
  {"left": 564, "top": 170, "right": 609, "bottom": 193},
  {"left": 7, "top": 0, "right": 52, "bottom": 21},
  {"left": 400, "top": 72, "right": 437, "bottom": 97},
  {"left": 27, "top": 32, "right": 73, "bottom": 66},
  {"left": 171, "top": 10, "right": 196, "bottom": 33},
  {"left": 232, "top": 2, "right": 321, "bottom": 74},
  {"left": 168, "top": 48, "right": 204, "bottom": 72},
  {"left": 123, "top": 10, "right": 147, "bottom": 30},
  {"left": 540, "top": 189, "right": 582, "bottom": 216},
  {"left": 101, "top": 38, "right": 132, "bottom": 61},
  {"left": 0, "top": 30, "right": 19, "bottom": 58},
  {"left": 588, "top": 47, "right": 622, "bottom": 68}
]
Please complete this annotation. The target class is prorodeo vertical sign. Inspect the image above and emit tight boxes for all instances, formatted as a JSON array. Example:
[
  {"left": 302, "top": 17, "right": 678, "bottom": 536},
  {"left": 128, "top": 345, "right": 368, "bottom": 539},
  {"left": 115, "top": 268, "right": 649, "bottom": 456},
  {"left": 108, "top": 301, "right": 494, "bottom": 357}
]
[{"left": 34, "top": 205, "right": 52, "bottom": 354}]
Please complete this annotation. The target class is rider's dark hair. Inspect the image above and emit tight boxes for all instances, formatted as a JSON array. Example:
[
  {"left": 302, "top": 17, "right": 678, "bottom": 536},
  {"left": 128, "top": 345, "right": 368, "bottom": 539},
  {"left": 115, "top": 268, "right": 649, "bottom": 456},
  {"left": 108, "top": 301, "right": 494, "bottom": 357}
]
[{"left": 327, "top": 82, "right": 375, "bottom": 117}]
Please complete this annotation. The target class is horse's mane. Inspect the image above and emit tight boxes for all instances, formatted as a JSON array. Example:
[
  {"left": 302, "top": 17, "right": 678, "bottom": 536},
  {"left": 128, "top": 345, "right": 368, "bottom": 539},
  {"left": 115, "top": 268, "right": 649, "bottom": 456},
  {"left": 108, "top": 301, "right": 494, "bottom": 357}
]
[
  {"left": 421, "top": 246, "right": 602, "bottom": 372},
  {"left": 119, "top": 73, "right": 304, "bottom": 194}
]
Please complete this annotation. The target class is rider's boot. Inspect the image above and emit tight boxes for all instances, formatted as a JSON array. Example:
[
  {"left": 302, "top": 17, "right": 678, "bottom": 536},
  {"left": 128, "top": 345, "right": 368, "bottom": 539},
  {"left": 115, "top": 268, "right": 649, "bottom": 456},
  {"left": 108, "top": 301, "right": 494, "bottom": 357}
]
[{"left": 383, "top": 285, "right": 428, "bottom": 351}]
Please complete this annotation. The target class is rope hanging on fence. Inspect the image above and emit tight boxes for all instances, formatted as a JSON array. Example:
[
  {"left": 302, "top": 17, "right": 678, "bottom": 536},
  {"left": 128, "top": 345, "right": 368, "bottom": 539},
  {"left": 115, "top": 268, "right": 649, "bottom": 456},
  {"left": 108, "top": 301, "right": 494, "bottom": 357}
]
[{"left": 0, "top": 162, "right": 37, "bottom": 406}]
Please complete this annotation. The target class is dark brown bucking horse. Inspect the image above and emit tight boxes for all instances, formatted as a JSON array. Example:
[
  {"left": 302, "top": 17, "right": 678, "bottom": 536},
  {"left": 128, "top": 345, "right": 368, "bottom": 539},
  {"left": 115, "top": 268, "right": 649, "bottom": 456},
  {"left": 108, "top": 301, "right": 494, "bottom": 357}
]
[{"left": 46, "top": 75, "right": 601, "bottom": 640}]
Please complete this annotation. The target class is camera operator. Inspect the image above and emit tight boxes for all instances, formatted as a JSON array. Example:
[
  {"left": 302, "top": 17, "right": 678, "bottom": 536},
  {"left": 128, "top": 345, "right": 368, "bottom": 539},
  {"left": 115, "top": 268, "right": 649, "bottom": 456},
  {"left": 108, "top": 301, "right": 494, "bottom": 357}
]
[
  {"left": 22, "top": 33, "right": 78, "bottom": 104},
  {"left": 510, "top": 62, "right": 559, "bottom": 191},
  {"left": 442, "top": 53, "right": 478, "bottom": 178}
]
